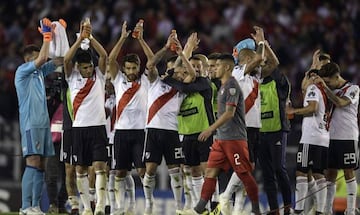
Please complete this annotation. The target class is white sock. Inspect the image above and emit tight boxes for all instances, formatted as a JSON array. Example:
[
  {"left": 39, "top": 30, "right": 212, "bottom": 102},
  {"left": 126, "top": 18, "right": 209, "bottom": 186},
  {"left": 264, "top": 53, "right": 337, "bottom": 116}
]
[
  {"left": 169, "top": 167, "right": 183, "bottom": 210},
  {"left": 95, "top": 170, "right": 106, "bottom": 209},
  {"left": 68, "top": 195, "right": 79, "bottom": 210},
  {"left": 192, "top": 176, "right": 204, "bottom": 205},
  {"left": 346, "top": 177, "right": 357, "bottom": 212},
  {"left": 76, "top": 173, "right": 91, "bottom": 210},
  {"left": 295, "top": 176, "right": 308, "bottom": 211},
  {"left": 233, "top": 189, "right": 246, "bottom": 211},
  {"left": 324, "top": 181, "right": 336, "bottom": 213},
  {"left": 315, "top": 178, "right": 327, "bottom": 213},
  {"left": 308, "top": 177, "right": 317, "bottom": 205},
  {"left": 115, "top": 176, "right": 126, "bottom": 213},
  {"left": 143, "top": 173, "right": 155, "bottom": 213},
  {"left": 125, "top": 173, "right": 136, "bottom": 211},
  {"left": 183, "top": 167, "right": 193, "bottom": 208},
  {"left": 108, "top": 171, "right": 117, "bottom": 212},
  {"left": 222, "top": 172, "right": 242, "bottom": 199},
  {"left": 211, "top": 180, "right": 219, "bottom": 202},
  {"left": 89, "top": 188, "right": 96, "bottom": 202}
]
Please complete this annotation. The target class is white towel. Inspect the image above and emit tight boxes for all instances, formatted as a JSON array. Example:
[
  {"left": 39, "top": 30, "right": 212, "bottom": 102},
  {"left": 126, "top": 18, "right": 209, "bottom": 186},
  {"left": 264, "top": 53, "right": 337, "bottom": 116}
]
[
  {"left": 76, "top": 33, "right": 90, "bottom": 50},
  {"left": 49, "top": 21, "right": 69, "bottom": 58}
]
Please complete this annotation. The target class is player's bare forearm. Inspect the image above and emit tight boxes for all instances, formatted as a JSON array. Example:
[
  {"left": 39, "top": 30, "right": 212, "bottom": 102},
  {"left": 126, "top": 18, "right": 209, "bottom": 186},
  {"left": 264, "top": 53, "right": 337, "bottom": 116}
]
[
  {"left": 148, "top": 46, "right": 168, "bottom": 69},
  {"left": 139, "top": 38, "right": 154, "bottom": 60},
  {"left": 291, "top": 101, "right": 318, "bottom": 116},
  {"left": 64, "top": 38, "right": 82, "bottom": 76},
  {"left": 324, "top": 85, "right": 351, "bottom": 107},
  {"left": 90, "top": 37, "right": 108, "bottom": 74}
]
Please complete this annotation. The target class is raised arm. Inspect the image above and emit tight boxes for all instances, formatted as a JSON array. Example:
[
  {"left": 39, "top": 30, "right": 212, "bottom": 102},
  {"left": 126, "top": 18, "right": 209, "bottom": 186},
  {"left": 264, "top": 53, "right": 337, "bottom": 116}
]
[
  {"left": 173, "top": 37, "right": 196, "bottom": 83},
  {"left": 108, "top": 21, "right": 130, "bottom": 79},
  {"left": 136, "top": 22, "right": 154, "bottom": 61},
  {"left": 90, "top": 36, "right": 107, "bottom": 74},
  {"left": 146, "top": 33, "right": 174, "bottom": 83},
  {"left": 301, "top": 50, "right": 321, "bottom": 94},
  {"left": 251, "top": 26, "right": 279, "bottom": 78},
  {"left": 182, "top": 32, "right": 200, "bottom": 59},
  {"left": 35, "top": 18, "right": 53, "bottom": 68},
  {"left": 261, "top": 41, "right": 279, "bottom": 77},
  {"left": 174, "top": 32, "right": 200, "bottom": 68},
  {"left": 64, "top": 22, "right": 91, "bottom": 77}
]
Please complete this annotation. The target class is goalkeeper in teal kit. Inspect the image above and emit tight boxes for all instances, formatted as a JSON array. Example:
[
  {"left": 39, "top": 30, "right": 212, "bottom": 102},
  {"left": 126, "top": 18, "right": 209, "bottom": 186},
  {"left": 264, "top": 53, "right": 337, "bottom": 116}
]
[{"left": 15, "top": 18, "right": 64, "bottom": 215}]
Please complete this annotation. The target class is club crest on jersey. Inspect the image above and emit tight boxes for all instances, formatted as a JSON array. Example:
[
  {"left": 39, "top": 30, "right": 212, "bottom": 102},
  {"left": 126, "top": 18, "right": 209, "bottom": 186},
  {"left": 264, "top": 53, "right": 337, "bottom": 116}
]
[
  {"left": 350, "top": 90, "right": 357, "bottom": 99},
  {"left": 229, "top": 88, "right": 236, "bottom": 95},
  {"left": 307, "top": 91, "right": 316, "bottom": 98}
]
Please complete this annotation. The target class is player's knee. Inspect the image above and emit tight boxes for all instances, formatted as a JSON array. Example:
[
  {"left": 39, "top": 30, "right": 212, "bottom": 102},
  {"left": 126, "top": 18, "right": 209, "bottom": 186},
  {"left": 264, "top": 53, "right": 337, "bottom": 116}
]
[
  {"left": 146, "top": 163, "right": 158, "bottom": 176},
  {"left": 116, "top": 169, "right": 128, "bottom": 178},
  {"left": 344, "top": 169, "right": 355, "bottom": 179},
  {"left": 191, "top": 165, "right": 202, "bottom": 177},
  {"left": 204, "top": 167, "right": 219, "bottom": 178}
]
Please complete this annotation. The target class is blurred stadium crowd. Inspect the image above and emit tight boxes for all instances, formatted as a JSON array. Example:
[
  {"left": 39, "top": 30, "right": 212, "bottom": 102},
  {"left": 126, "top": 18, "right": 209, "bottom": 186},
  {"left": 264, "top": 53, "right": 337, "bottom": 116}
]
[{"left": 0, "top": 0, "right": 359, "bottom": 140}]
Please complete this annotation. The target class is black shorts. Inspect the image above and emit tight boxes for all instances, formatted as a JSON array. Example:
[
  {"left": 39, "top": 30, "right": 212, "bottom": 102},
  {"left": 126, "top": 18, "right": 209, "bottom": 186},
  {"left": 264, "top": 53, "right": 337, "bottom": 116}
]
[
  {"left": 61, "top": 129, "right": 75, "bottom": 164},
  {"left": 114, "top": 129, "right": 145, "bottom": 170},
  {"left": 182, "top": 134, "right": 211, "bottom": 166},
  {"left": 328, "top": 139, "right": 359, "bottom": 169},
  {"left": 246, "top": 127, "right": 260, "bottom": 163},
  {"left": 296, "top": 143, "right": 328, "bottom": 174},
  {"left": 143, "top": 128, "right": 183, "bottom": 165},
  {"left": 72, "top": 125, "right": 108, "bottom": 166}
]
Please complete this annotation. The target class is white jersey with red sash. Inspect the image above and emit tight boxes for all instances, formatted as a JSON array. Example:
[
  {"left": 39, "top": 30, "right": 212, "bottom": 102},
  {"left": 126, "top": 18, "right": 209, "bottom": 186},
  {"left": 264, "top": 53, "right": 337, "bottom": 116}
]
[
  {"left": 146, "top": 77, "right": 185, "bottom": 131},
  {"left": 232, "top": 64, "right": 261, "bottom": 128},
  {"left": 112, "top": 72, "right": 149, "bottom": 130},
  {"left": 330, "top": 82, "right": 359, "bottom": 140},
  {"left": 300, "top": 84, "right": 329, "bottom": 147},
  {"left": 67, "top": 67, "right": 106, "bottom": 127}
]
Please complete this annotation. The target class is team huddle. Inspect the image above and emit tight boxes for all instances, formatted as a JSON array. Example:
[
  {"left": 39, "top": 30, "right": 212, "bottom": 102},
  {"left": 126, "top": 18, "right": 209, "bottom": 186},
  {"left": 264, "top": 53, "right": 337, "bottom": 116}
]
[{"left": 15, "top": 17, "right": 359, "bottom": 215}]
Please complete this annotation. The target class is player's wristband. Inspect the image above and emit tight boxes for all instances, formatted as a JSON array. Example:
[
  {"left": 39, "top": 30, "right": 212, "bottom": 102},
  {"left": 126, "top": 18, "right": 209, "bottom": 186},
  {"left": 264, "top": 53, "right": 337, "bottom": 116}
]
[
  {"left": 43, "top": 32, "right": 52, "bottom": 42},
  {"left": 258, "top": 41, "right": 265, "bottom": 46}
]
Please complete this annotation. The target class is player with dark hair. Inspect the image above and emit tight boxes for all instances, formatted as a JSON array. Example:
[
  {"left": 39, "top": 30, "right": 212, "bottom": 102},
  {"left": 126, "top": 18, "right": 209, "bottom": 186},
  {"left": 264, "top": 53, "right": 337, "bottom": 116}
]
[
  {"left": 313, "top": 62, "right": 359, "bottom": 215},
  {"left": 182, "top": 53, "right": 260, "bottom": 215},
  {"left": 107, "top": 21, "right": 152, "bottom": 215},
  {"left": 64, "top": 20, "right": 108, "bottom": 215}
]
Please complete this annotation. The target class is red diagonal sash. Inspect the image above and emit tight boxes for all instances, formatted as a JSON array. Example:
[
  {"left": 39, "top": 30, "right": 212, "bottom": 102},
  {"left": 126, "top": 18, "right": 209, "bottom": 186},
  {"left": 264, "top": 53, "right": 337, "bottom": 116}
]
[
  {"left": 116, "top": 82, "right": 141, "bottom": 120},
  {"left": 147, "top": 88, "right": 177, "bottom": 124},
  {"left": 73, "top": 76, "right": 96, "bottom": 119},
  {"left": 244, "top": 79, "right": 259, "bottom": 114}
]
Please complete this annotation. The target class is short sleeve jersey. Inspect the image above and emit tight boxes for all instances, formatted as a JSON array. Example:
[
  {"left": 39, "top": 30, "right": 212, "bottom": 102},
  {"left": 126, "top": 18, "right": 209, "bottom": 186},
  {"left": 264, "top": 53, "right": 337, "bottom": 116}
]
[
  {"left": 111, "top": 72, "right": 149, "bottom": 130},
  {"left": 330, "top": 82, "right": 359, "bottom": 140},
  {"left": 15, "top": 60, "right": 56, "bottom": 131},
  {"left": 300, "top": 84, "right": 329, "bottom": 147},
  {"left": 216, "top": 76, "right": 247, "bottom": 140},
  {"left": 146, "top": 77, "right": 185, "bottom": 131},
  {"left": 67, "top": 67, "right": 106, "bottom": 127}
]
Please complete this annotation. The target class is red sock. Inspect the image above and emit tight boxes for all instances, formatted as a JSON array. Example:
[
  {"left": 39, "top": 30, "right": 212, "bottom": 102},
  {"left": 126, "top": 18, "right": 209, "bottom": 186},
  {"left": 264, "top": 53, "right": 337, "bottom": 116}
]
[
  {"left": 236, "top": 171, "right": 259, "bottom": 202},
  {"left": 200, "top": 177, "right": 217, "bottom": 201}
]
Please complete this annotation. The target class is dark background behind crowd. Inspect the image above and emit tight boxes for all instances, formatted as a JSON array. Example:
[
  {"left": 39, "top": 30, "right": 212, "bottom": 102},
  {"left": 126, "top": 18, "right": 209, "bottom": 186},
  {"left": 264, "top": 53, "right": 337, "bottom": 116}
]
[{"left": 0, "top": 0, "right": 359, "bottom": 180}]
